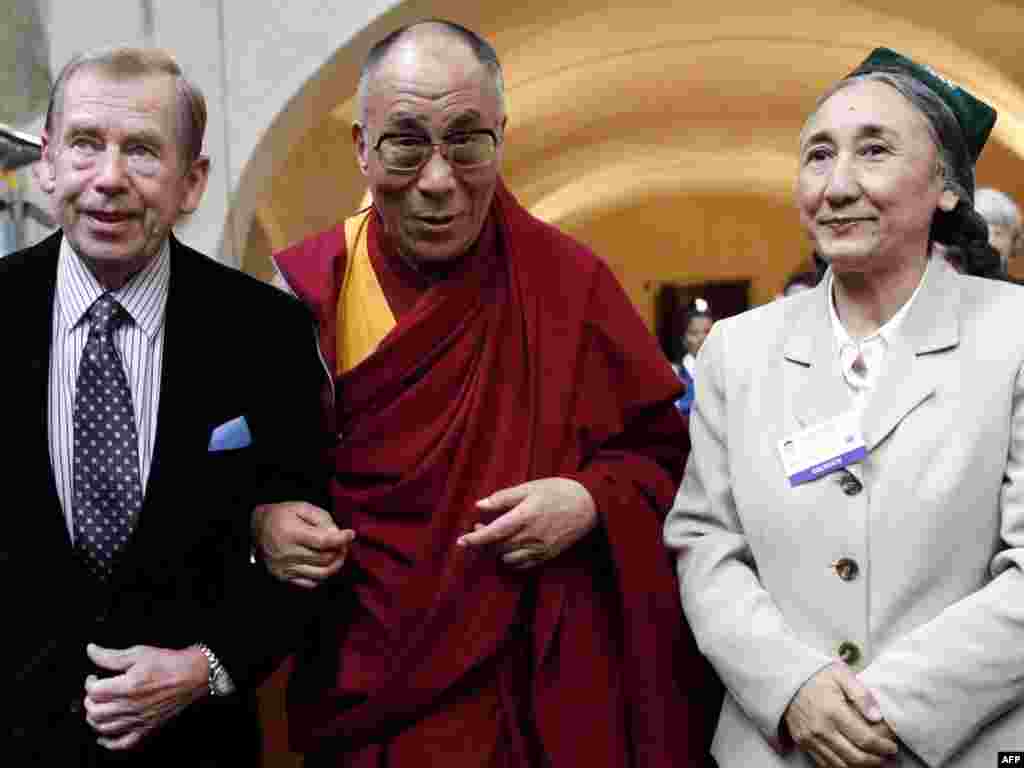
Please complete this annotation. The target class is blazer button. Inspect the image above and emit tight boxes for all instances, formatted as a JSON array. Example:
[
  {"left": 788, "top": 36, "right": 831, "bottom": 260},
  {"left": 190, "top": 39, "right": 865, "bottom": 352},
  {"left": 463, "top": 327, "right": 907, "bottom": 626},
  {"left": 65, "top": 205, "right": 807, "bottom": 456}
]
[
  {"left": 840, "top": 474, "right": 863, "bottom": 496},
  {"left": 837, "top": 641, "right": 861, "bottom": 666},
  {"left": 833, "top": 558, "right": 859, "bottom": 581}
]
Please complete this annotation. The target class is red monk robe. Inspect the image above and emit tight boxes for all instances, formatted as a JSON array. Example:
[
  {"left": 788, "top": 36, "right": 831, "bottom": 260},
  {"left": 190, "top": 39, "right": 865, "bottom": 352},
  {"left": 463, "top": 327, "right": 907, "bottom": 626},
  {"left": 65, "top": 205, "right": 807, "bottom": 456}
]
[{"left": 273, "top": 180, "right": 720, "bottom": 766}]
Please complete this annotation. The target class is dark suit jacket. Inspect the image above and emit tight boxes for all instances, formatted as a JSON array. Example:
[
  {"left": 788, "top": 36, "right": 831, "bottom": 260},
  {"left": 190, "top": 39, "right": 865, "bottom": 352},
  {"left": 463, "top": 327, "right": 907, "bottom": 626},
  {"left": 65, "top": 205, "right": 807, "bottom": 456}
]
[{"left": 2, "top": 231, "right": 330, "bottom": 767}]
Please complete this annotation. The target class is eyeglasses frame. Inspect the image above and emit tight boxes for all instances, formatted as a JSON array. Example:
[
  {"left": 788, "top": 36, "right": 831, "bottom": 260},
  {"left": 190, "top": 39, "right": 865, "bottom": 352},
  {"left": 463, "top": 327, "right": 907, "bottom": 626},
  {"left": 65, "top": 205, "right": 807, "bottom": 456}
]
[{"left": 371, "top": 128, "right": 502, "bottom": 174}]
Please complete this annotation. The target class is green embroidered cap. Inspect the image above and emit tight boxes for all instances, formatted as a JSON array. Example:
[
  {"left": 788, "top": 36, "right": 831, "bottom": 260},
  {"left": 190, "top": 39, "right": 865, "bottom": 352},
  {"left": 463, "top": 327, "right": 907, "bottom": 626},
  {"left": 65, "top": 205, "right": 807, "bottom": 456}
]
[{"left": 848, "top": 47, "right": 996, "bottom": 162}]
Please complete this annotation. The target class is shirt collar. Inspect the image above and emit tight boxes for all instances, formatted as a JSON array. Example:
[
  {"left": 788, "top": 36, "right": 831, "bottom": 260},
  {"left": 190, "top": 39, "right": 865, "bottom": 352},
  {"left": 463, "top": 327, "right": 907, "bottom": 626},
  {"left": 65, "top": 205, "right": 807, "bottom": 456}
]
[
  {"left": 56, "top": 236, "right": 171, "bottom": 340},
  {"left": 827, "top": 264, "right": 926, "bottom": 351}
]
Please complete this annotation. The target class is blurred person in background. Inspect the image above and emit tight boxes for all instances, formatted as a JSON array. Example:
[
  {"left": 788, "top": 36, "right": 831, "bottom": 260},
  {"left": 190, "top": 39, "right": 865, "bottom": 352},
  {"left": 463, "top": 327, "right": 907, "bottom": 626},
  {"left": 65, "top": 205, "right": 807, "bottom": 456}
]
[
  {"left": 674, "top": 300, "right": 713, "bottom": 415},
  {"left": 933, "top": 240, "right": 1005, "bottom": 278},
  {"left": 974, "top": 186, "right": 1021, "bottom": 273}
]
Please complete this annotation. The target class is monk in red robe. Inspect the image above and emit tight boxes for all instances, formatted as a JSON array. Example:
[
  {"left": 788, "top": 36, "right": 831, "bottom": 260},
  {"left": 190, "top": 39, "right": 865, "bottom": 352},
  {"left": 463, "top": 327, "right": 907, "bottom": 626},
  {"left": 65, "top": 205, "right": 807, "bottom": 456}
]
[{"left": 253, "top": 19, "right": 719, "bottom": 767}]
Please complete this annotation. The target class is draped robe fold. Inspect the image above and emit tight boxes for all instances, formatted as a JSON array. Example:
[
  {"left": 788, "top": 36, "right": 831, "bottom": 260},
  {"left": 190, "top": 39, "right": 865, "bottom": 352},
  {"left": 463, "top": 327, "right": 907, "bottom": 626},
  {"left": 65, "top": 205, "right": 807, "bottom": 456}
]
[{"left": 274, "top": 181, "right": 720, "bottom": 766}]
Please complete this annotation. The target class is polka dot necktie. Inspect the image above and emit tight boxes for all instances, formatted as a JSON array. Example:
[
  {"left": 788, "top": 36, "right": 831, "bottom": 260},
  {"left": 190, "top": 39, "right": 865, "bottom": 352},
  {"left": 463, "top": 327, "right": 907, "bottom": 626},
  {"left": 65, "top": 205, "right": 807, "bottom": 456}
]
[{"left": 72, "top": 294, "right": 143, "bottom": 581}]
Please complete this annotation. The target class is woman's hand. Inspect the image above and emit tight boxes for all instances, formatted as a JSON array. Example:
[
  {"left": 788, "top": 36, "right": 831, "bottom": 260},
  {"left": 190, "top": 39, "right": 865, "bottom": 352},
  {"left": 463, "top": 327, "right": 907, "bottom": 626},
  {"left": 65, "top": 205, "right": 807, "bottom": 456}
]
[{"left": 784, "top": 663, "right": 899, "bottom": 768}]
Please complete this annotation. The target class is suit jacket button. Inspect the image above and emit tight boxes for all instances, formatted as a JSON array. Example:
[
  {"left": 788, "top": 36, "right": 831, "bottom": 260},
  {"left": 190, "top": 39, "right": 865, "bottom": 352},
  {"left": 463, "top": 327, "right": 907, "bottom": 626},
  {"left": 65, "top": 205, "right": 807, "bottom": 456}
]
[
  {"left": 69, "top": 699, "right": 83, "bottom": 715},
  {"left": 840, "top": 474, "right": 863, "bottom": 496},
  {"left": 837, "top": 641, "right": 861, "bottom": 665},
  {"left": 833, "top": 558, "right": 859, "bottom": 581}
]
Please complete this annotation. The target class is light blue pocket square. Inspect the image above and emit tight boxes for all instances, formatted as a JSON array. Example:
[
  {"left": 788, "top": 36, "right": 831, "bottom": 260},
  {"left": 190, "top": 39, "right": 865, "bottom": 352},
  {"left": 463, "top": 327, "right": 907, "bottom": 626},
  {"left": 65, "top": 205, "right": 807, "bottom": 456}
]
[{"left": 208, "top": 416, "right": 252, "bottom": 451}]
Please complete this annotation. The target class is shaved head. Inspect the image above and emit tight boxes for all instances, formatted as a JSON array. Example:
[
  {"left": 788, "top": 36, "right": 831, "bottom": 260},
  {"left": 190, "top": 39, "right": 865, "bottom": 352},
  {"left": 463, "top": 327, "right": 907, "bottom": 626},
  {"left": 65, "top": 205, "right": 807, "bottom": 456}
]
[{"left": 357, "top": 20, "right": 504, "bottom": 123}]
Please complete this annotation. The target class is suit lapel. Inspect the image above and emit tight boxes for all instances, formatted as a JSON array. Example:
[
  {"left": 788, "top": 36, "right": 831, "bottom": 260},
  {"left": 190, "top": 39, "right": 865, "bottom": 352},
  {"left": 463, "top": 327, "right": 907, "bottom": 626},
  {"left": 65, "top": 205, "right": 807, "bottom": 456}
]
[
  {"left": 18, "top": 233, "right": 72, "bottom": 548},
  {"left": 860, "top": 257, "right": 958, "bottom": 450},
  {"left": 783, "top": 278, "right": 850, "bottom": 429},
  {"left": 119, "top": 237, "right": 216, "bottom": 573},
  {"left": 783, "top": 259, "right": 959, "bottom": 454}
]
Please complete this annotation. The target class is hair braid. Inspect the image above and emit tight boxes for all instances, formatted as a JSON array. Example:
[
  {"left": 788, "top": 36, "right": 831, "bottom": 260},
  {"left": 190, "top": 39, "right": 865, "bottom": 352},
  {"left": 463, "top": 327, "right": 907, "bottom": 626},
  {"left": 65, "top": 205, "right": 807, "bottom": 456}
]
[{"left": 934, "top": 201, "right": 1005, "bottom": 278}]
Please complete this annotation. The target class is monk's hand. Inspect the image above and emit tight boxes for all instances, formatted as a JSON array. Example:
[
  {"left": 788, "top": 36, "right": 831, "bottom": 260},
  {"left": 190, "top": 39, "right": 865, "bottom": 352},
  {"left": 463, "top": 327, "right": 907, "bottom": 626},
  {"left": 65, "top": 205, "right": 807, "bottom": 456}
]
[
  {"left": 783, "top": 663, "right": 899, "bottom": 768},
  {"left": 83, "top": 644, "right": 208, "bottom": 750},
  {"left": 457, "top": 477, "right": 597, "bottom": 569},
  {"left": 252, "top": 501, "right": 356, "bottom": 588}
]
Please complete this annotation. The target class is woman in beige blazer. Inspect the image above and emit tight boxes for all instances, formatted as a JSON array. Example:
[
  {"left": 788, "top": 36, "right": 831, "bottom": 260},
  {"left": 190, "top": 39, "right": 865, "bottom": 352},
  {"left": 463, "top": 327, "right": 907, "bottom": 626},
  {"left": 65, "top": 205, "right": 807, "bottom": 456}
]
[{"left": 665, "top": 48, "right": 1024, "bottom": 768}]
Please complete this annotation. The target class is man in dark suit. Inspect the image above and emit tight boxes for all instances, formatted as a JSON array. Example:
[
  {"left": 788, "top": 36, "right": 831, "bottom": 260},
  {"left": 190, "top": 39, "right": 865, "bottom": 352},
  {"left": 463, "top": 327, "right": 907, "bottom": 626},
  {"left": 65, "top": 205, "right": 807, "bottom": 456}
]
[{"left": 2, "top": 47, "right": 346, "bottom": 766}]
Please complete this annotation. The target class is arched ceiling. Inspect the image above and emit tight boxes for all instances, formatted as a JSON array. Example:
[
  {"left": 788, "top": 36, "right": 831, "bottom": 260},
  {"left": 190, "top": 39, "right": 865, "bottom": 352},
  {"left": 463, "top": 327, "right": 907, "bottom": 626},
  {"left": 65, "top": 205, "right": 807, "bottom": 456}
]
[{"left": 246, "top": 0, "right": 1024, "bottom": 322}]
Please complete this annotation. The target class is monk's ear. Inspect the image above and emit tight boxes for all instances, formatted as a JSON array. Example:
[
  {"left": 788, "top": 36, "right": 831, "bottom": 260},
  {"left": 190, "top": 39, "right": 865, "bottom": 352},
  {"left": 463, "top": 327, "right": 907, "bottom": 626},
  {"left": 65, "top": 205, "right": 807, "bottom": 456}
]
[
  {"left": 938, "top": 188, "right": 959, "bottom": 212},
  {"left": 352, "top": 123, "right": 369, "bottom": 176}
]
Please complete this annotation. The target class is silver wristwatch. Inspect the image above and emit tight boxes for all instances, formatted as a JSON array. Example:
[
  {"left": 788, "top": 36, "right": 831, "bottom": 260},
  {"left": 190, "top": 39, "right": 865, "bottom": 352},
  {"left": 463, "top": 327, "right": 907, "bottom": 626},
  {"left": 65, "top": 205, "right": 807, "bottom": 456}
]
[{"left": 195, "top": 643, "right": 236, "bottom": 696}]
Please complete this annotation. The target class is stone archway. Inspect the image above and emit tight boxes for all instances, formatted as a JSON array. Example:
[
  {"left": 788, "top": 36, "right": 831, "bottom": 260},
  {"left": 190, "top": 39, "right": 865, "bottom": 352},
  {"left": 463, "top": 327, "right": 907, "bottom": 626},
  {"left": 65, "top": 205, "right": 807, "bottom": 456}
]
[{"left": 237, "top": 0, "right": 1024, "bottom": 320}]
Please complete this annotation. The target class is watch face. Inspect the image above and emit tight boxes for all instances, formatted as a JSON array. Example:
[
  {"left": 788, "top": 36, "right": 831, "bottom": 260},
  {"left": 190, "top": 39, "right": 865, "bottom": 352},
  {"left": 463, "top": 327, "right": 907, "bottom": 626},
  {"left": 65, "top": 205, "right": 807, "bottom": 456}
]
[
  {"left": 210, "top": 664, "right": 235, "bottom": 696},
  {"left": 198, "top": 644, "right": 235, "bottom": 696},
  {"left": 212, "top": 673, "right": 229, "bottom": 695}
]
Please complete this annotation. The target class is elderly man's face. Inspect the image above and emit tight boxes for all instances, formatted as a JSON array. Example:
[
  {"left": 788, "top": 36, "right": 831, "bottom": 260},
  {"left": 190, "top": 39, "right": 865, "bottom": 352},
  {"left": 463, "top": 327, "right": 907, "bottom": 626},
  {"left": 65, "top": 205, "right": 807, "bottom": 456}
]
[
  {"left": 987, "top": 223, "right": 1018, "bottom": 265},
  {"left": 40, "top": 67, "right": 208, "bottom": 288},
  {"left": 797, "top": 79, "right": 956, "bottom": 277},
  {"left": 354, "top": 36, "right": 505, "bottom": 265}
]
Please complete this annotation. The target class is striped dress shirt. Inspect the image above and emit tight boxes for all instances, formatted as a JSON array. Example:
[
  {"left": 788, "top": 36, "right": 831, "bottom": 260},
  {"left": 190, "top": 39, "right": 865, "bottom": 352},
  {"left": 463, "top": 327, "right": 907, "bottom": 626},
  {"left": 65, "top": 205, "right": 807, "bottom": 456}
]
[{"left": 49, "top": 237, "right": 170, "bottom": 540}]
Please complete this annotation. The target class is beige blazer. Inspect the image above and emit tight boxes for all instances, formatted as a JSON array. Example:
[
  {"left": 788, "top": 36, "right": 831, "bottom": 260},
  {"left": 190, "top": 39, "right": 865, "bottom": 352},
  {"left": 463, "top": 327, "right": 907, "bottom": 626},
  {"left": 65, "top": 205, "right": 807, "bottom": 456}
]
[{"left": 664, "top": 257, "right": 1024, "bottom": 768}]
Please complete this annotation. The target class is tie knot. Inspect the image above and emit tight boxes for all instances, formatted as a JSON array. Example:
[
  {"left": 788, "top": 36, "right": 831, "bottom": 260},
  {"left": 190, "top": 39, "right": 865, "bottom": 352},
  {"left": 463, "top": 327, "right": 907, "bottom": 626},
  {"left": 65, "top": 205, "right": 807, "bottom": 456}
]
[{"left": 87, "top": 294, "right": 128, "bottom": 335}]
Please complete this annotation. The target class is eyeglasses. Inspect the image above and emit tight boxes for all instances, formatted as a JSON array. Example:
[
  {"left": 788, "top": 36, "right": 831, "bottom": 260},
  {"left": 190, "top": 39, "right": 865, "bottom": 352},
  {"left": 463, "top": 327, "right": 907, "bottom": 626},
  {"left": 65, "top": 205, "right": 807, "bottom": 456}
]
[{"left": 373, "top": 130, "right": 500, "bottom": 173}]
